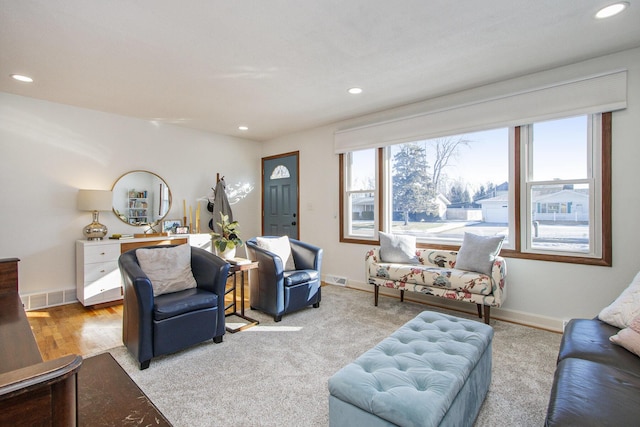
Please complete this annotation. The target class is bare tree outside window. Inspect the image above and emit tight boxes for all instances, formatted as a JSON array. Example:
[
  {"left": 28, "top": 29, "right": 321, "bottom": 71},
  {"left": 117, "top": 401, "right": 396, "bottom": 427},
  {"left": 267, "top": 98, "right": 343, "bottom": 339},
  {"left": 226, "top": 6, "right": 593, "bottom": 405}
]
[
  {"left": 341, "top": 114, "right": 610, "bottom": 264},
  {"left": 429, "top": 136, "right": 471, "bottom": 195}
]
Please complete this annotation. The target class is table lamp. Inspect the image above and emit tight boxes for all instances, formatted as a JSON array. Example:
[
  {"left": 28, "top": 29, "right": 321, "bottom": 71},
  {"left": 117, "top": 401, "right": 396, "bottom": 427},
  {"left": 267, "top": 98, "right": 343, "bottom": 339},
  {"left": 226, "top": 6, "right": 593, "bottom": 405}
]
[{"left": 77, "top": 189, "right": 113, "bottom": 240}]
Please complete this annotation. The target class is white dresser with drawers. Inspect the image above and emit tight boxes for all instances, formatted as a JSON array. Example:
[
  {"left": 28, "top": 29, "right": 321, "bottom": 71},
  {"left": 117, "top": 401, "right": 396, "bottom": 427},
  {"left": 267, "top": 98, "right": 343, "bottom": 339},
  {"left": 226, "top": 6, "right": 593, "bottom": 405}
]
[{"left": 75, "top": 235, "right": 202, "bottom": 306}]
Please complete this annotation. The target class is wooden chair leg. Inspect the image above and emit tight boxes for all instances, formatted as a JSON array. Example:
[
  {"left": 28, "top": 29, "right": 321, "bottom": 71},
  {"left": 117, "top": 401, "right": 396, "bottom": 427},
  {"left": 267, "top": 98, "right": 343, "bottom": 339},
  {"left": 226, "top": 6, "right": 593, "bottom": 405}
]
[
  {"left": 400, "top": 290, "right": 404, "bottom": 302},
  {"left": 374, "top": 286, "right": 379, "bottom": 306},
  {"left": 477, "top": 304, "right": 483, "bottom": 319},
  {"left": 483, "top": 306, "right": 491, "bottom": 325}
]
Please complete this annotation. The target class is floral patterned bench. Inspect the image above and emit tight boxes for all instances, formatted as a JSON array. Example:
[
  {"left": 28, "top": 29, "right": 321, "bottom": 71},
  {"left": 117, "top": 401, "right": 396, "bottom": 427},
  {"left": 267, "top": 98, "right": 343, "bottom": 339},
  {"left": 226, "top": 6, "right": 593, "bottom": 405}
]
[{"left": 365, "top": 247, "right": 507, "bottom": 324}]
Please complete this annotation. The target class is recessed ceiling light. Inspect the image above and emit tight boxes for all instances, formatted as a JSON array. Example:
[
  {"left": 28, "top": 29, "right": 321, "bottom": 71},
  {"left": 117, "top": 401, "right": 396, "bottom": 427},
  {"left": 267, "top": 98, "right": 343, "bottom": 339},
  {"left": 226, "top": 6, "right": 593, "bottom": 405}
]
[
  {"left": 348, "top": 87, "right": 363, "bottom": 95},
  {"left": 595, "top": 2, "right": 629, "bottom": 19},
  {"left": 238, "top": 126, "right": 249, "bottom": 131},
  {"left": 11, "top": 74, "right": 33, "bottom": 83}
]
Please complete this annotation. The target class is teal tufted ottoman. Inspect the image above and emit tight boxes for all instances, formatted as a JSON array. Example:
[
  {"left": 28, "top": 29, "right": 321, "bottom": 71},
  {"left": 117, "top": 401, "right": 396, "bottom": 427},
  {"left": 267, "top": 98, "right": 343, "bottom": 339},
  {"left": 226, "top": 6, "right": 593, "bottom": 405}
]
[{"left": 328, "top": 311, "right": 494, "bottom": 427}]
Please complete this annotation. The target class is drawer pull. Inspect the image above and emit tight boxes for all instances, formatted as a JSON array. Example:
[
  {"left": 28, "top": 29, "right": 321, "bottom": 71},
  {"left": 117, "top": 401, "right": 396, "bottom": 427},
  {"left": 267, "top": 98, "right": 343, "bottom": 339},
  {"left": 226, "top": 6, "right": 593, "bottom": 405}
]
[{"left": 100, "top": 269, "right": 105, "bottom": 273}]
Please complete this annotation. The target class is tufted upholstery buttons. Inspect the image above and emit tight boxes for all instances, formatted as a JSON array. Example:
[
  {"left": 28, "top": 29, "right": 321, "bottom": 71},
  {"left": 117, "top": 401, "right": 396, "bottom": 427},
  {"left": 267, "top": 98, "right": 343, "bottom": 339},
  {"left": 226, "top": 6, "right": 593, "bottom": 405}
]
[{"left": 329, "top": 311, "right": 493, "bottom": 427}]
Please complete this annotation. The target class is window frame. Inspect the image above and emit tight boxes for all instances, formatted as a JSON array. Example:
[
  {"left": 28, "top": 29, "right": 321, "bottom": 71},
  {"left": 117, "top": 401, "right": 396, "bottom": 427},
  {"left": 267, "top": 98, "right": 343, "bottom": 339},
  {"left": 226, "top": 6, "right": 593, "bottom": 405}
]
[
  {"left": 339, "top": 112, "right": 612, "bottom": 266},
  {"left": 339, "top": 148, "right": 384, "bottom": 244},
  {"left": 343, "top": 149, "right": 379, "bottom": 239},
  {"left": 519, "top": 115, "right": 600, "bottom": 258}
]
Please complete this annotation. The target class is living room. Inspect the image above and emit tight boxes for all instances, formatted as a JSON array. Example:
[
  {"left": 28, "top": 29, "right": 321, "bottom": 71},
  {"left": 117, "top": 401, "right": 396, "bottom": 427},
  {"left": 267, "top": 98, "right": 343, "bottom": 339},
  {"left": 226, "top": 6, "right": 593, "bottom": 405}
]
[{"left": 1, "top": 1, "right": 640, "bottom": 425}]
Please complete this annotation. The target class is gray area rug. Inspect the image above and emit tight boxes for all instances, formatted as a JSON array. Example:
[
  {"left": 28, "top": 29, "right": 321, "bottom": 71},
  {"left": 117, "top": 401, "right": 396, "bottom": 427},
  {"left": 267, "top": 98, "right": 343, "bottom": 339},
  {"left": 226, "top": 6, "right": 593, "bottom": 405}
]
[{"left": 109, "top": 285, "right": 562, "bottom": 426}]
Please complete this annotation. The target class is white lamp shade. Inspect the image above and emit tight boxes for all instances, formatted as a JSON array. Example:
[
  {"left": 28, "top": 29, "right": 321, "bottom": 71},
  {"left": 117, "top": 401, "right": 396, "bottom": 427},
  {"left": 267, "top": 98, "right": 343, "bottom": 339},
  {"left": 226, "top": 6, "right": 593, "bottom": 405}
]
[{"left": 77, "top": 189, "right": 113, "bottom": 211}]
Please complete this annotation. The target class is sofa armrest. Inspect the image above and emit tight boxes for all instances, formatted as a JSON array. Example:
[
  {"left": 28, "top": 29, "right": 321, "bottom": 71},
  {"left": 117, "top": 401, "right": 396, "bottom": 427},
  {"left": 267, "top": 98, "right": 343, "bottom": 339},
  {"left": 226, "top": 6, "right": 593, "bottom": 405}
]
[
  {"left": 191, "top": 247, "right": 230, "bottom": 297},
  {"left": 490, "top": 256, "right": 507, "bottom": 306},
  {"left": 365, "top": 248, "right": 381, "bottom": 280},
  {"left": 246, "top": 240, "right": 286, "bottom": 315},
  {"left": 365, "top": 248, "right": 380, "bottom": 264},
  {"left": 191, "top": 247, "right": 229, "bottom": 339},
  {"left": 118, "top": 252, "right": 155, "bottom": 314},
  {"left": 290, "top": 239, "right": 323, "bottom": 271},
  {"left": 118, "top": 251, "right": 155, "bottom": 365}
]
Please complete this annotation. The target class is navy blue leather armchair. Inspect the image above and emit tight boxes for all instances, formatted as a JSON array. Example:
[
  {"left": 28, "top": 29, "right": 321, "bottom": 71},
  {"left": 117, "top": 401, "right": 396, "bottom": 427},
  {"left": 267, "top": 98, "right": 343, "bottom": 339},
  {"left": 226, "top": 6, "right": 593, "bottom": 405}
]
[
  {"left": 119, "top": 245, "right": 230, "bottom": 369},
  {"left": 246, "top": 237, "right": 323, "bottom": 322}
]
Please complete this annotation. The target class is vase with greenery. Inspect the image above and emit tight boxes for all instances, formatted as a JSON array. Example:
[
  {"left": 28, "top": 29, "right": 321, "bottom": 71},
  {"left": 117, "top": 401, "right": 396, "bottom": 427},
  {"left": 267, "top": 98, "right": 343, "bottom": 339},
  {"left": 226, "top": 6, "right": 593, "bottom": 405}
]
[{"left": 210, "top": 213, "right": 243, "bottom": 258}]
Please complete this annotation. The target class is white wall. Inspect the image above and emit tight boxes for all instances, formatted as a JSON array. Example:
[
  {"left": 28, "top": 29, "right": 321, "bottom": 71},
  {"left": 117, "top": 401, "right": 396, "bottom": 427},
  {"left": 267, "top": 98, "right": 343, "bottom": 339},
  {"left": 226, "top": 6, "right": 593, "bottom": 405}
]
[
  {"left": 0, "top": 93, "right": 262, "bottom": 295},
  {"left": 2, "top": 47, "right": 639, "bottom": 331},
  {"left": 262, "top": 47, "right": 640, "bottom": 331}
]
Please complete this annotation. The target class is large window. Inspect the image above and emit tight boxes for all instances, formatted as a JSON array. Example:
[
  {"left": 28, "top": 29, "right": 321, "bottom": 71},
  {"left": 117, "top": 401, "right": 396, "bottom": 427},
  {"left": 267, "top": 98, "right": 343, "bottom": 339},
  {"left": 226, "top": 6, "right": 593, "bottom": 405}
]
[
  {"left": 340, "top": 113, "right": 611, "bottom": 265},
  {"left": 387, "top": 128, "right": 510, "bottom": 244},
  {"left": 342, "top": 149, "right": 378, "bottom": 238},
  {"left": 522, "top": 115, "right": 599, "bottom": 255}
]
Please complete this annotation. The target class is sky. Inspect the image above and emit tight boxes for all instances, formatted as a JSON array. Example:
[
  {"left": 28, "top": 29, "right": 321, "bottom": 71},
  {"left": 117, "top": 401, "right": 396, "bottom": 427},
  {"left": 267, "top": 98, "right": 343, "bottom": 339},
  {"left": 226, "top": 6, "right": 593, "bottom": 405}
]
[{"left": 350, "top": 115, "right": 589, "bottom": 192}]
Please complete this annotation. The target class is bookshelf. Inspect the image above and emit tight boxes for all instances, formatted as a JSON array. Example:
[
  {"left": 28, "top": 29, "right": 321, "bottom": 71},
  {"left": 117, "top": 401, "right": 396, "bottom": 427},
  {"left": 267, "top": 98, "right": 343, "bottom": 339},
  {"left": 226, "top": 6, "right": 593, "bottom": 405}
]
[{"left": 127, "top": 189, "right": 148, "bottom": 225}]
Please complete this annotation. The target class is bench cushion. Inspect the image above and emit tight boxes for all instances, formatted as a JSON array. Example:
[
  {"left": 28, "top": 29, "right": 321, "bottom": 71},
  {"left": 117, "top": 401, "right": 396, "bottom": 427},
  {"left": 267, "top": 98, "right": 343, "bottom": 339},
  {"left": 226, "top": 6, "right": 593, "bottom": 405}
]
[
  {"left": 329, "top": 311, "right": 493, "bottom": 427},
  {"left": 369, "top": 263, "right": 493, "bottom": 295}
]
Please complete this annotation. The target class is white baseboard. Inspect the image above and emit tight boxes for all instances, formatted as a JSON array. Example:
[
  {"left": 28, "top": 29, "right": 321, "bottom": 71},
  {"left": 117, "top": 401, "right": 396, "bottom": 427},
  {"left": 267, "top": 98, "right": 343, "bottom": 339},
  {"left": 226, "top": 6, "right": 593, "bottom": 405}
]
[{"left": 346, "top": 281, "right": 564, "bottom": 333}]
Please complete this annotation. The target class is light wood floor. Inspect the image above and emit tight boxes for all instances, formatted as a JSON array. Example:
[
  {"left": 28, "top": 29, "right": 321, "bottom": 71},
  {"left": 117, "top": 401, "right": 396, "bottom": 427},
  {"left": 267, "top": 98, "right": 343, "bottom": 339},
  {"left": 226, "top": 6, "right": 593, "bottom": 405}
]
[
  {"left": 27, "top": 302, "right": 124, "bottom": 361},
  {"left": 27, "top": 278, "right": 249, "bottom": 361}
]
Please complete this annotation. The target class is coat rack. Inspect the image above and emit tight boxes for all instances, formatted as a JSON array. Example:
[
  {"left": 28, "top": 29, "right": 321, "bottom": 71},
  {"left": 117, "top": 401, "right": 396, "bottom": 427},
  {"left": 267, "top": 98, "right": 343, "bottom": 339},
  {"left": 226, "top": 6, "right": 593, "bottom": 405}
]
[{"left": 209, "top": 173, "right": 225, "bottom": 231}]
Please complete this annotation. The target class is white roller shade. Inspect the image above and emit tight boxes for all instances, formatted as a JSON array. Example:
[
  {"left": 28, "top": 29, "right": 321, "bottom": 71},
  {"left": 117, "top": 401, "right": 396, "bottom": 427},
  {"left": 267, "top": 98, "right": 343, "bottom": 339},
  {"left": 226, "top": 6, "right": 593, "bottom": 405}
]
[{"left": 334, "top": 70, "right": 627, "bottom": 153}]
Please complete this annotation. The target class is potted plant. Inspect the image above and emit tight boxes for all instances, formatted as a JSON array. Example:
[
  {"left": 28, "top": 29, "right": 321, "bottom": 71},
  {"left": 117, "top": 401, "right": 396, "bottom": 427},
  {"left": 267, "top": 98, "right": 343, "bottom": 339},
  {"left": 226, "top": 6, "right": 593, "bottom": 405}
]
[{"left": 210, "top": 213, "right": 243, "bottom": 259}]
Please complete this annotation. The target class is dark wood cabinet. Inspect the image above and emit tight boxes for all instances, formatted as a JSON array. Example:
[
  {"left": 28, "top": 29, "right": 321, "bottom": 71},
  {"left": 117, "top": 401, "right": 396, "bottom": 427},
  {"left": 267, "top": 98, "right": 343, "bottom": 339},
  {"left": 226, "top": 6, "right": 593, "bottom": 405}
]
[{"left": 0, "top": 258, "right": 83, "bottom": 427}]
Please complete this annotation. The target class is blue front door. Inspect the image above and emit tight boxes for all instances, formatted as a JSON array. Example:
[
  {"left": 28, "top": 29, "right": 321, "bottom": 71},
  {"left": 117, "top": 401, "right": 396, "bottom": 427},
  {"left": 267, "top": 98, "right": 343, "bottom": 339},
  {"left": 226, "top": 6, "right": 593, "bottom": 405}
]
[{"left": 262, "top": 152, "right": 299, "bottom": 238}]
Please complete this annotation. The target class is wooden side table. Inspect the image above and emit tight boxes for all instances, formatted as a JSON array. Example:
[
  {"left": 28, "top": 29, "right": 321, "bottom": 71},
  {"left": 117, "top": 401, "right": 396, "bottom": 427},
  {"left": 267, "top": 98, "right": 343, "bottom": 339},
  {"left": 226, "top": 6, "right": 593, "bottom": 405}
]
[{"left": 225, "top": 260, "right": 260, "bottom": 333}]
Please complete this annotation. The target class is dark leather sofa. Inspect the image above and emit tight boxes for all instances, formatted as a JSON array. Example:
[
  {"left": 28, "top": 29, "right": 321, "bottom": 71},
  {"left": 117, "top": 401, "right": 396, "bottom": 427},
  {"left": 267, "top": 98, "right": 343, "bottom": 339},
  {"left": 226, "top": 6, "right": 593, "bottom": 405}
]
[{"left": 545, "top": 318, "right": 640, "bottom": 426}]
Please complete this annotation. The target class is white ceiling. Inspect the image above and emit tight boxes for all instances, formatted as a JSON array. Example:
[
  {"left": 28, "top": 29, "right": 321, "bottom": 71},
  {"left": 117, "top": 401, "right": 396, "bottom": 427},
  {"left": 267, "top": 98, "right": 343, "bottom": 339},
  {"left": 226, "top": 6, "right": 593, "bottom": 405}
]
[{"left": 1, "top": 1, "right": 640, "bottom": 142}]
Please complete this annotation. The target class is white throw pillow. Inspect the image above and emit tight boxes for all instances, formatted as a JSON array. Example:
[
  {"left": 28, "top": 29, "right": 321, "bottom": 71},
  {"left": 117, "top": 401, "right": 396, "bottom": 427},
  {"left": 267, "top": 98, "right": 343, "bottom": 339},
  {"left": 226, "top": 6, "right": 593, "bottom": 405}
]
[
  {"left": 610, "top": 314, "right": 640, "bottom": 357},
  {"left": 378, "top": 231, "right": 418, "bottom": 264},
  {"left": 136, "top": 244, "right": 197, "bottom": 297},
  {"left": 599, "top": 271, "right": 640, "bottom": 329},
  {"left": 455, "top": 232, "right": 504, "bottom": 276},
  {"left": 256, "top": 236, "right": 296, "bottom": 270}
]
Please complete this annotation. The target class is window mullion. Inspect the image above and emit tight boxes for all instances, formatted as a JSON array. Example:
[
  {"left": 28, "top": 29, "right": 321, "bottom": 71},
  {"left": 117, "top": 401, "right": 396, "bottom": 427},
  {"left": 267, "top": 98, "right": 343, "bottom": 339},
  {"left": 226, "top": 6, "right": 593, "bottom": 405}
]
[{"left": 340, "top": 113, "right": 610, "bottom": 265}]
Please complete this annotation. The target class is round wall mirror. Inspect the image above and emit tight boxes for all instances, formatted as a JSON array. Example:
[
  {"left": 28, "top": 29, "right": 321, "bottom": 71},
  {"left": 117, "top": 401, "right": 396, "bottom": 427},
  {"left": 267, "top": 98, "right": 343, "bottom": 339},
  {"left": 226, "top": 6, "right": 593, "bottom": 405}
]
[{"left": 112, "top": 170, "right": 172, "bottom": 226}]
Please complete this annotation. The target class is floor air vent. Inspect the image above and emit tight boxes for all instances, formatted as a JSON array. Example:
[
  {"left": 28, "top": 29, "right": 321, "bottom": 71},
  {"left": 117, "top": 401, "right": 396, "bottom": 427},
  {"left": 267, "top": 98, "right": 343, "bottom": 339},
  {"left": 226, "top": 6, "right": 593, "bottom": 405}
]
[
  {"left": 324, "top": 274, "right": 347, "bottom": 286},
  {"left": 21, "top": 288, "right": 78, "bottom": 311}
]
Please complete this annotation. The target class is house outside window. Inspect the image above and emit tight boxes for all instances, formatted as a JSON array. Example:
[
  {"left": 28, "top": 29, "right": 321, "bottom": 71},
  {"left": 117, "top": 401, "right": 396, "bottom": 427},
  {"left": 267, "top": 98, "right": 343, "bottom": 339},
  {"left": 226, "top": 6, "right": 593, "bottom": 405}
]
[
  {"left": 343, "top": 149, "right": 377, "bottom": 239},
  {"left": 386, "top": 128, "right": 510, "bottom": 245},
  {"left": 340, "top": 113, "right": 611, "bottom": 265},
  {"left": 522, "top": 115, "right": 602, "bottom": 256}
]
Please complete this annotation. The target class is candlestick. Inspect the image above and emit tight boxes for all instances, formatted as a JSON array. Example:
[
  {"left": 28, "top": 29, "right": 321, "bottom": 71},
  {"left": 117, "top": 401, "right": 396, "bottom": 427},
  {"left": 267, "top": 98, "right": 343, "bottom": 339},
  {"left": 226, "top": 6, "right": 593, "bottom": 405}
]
[
  {"left": 189, "top": 205, "right": 193, "bottom": 231},
  {"left": 196, "top": 202, "right": 201, "bottom": 233}
]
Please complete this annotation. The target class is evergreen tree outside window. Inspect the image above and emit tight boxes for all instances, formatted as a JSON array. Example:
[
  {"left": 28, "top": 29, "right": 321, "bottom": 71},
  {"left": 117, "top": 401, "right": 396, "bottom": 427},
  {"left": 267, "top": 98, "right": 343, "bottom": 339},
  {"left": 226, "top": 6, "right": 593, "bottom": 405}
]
[
  {"left": 340, "top": 112, "right": 611, "bottom": 265},
  {"left": 391, "top": 143, "right": 436, "bottom": 226}
]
